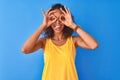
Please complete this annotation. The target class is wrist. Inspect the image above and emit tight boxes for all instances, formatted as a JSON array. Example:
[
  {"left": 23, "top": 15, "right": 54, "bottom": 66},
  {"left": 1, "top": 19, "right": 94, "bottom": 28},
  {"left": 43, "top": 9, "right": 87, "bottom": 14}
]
[
  {"left": 71, "top": 23, "right": 77, "bottom": 30},
  {"left": 41, "top": 23, "right": 47, "bottom": 30},
  {"left": 73, "top": 25, "right": 82, "bottom": 32},
  {"left": 42, "top": 23, "right": 48, "bottom": 28}
]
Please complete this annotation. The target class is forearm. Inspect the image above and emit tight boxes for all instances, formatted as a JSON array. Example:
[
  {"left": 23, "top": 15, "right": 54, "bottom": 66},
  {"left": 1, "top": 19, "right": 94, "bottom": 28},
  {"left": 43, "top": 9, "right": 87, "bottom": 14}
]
[
  {"left": 22, "top": 24, "right": 46, "bottom": 50},
  {"left": 72, "top": 23, "right": 98, "bottom": 48}
]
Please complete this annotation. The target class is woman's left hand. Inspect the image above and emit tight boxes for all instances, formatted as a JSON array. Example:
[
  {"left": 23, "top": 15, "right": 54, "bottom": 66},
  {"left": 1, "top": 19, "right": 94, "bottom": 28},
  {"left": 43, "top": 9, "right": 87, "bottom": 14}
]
[{"left": 59, "top": 6, "right": 76, "bottom": 29}]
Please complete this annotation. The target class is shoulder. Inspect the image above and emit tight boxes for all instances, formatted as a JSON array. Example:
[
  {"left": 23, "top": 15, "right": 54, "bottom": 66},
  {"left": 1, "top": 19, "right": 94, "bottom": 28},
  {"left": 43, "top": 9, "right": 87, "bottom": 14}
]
[
  {"left": 41, "top": 37, "right": 46, "bottom": 44},
  {"left": 71, "top": 36, "right": 78, "bottom": 48},
  {"left": 71, "top": 36, "right": 79, "bottom": 42},
  {"left": 72, "top": 36, "right": 82, "bottom": 41},
  {"left": 71, "top": 36, "right": 83, "bottom": 48},
  {"left": 41, "top": 37, "right": 50, "bottom": 51}
]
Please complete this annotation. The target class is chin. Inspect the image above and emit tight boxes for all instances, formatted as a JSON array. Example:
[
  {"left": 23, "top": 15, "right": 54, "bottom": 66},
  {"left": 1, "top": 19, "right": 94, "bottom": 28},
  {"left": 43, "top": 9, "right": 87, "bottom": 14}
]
[{"left": 54, "top": 29, "right": 63, "bottom": 33}]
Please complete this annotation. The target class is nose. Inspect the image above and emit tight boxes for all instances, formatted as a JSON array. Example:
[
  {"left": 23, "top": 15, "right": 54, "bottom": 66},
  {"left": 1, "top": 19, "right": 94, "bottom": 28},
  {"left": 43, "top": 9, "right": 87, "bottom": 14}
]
[{"left": 55, "top": 18, "right": 61, "bottom": 24}]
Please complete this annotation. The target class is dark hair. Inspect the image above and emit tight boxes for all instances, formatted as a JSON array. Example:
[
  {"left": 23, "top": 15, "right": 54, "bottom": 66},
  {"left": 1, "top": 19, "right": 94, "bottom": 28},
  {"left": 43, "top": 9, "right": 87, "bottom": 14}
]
[{"left": 43, "top": 3, "right": 75, "bottom": 39}]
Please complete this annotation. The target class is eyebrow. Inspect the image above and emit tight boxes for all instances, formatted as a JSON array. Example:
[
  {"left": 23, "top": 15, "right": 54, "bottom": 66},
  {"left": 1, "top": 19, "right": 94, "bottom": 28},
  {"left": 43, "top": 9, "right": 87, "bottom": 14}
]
[{"left": 52, "top": 14, "right": 63, "bottom": 19}]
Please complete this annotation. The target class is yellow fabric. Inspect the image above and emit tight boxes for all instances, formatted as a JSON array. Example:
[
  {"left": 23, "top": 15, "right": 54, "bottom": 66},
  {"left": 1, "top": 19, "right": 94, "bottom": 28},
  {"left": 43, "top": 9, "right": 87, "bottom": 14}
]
[{"left": 42, "top": 36, "right": 79, "bottom": 80}]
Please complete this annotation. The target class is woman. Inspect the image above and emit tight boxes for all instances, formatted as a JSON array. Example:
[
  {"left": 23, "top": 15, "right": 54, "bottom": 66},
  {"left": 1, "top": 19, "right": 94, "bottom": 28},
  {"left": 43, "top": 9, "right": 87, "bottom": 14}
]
[{"left": 21, "top": 3, "right": 99, "bottom": 80}]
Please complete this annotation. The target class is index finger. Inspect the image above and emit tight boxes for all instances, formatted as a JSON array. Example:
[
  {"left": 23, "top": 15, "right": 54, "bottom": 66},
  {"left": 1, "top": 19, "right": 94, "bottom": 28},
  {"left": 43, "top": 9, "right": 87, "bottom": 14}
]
[
  {"left": 46, "top": 8, "right": 52, "bottom": 14},
  {"left": 60, "top": 8, "right": 66, "bottom": 15},
  {"left": 48, "top": 10, "right": 57, "bottom": 15}
]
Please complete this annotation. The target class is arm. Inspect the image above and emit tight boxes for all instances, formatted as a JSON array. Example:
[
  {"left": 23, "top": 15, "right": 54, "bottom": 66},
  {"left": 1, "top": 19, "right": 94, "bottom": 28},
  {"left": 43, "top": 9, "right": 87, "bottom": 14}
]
[
  {"left": 60, "top": 6, "right": 99, "bottom": 50},
  {"left": 72, "top": 24, "right": 99, "bottom": 49},
  {"left": 21, "top": 8, "right": 57, "bottom": 54},
  {"left": 21, "top": 24, "right": 46, "bottom": 54}
]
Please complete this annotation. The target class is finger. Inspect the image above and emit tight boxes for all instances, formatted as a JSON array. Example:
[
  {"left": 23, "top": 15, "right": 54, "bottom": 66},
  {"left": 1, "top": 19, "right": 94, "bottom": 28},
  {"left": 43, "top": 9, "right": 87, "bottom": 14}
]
[
  {"left": 60, "top": 8, "right": 66, "bottom": 14},
  {"left": 59, "top": 15, "right": 65, "bottom": 23},
  {"left": 49, "top": 14, "right": 56, "bottom": 18},
  {"left": 59, "top": 14, "right": 65, "bottom": 21},
  {"left": 64, "top": 6, "right": 69, "bottom": 13},
  {"left": 48, "top": 10, "right": 57, "bottom": 15},
  {"left": 46, "top": 8, "right": 52, "bottom": 14},
  {"left": 49, "top": 18, "right": 57, "bottom": 26},
  {"left": 67, "top": 8, "right": 71, "bottom": 14},
  {"left": 59, "top": 18, "right": 65, "bottom": 24},
  {"left": 52, "top": 18, "right": 57, "bottom": 23},
  {"left": 59, "top": 18, "right": 63, "bottom": 23},
  {"left": 41, "top": 8, "right": 45, "bottom": 16},
  {"left": 49, "top": 14, "right": 56, "bottom": 21}
]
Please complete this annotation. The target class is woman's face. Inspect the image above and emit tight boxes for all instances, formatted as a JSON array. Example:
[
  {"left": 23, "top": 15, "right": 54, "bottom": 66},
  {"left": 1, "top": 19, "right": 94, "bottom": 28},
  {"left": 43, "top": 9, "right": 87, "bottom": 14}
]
[{"left": 50, "top": 9, "right": 65, "bottom": 33}]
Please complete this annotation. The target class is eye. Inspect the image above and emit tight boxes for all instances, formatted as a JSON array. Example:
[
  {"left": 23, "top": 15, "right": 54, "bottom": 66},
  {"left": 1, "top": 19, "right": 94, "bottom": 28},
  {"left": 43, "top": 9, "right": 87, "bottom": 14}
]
[
  {"left": 60, "top": 16, "right": 65, "bottom": 21},
  {"left": 49, "top": 16, "right": 56, "bottom": 21}
]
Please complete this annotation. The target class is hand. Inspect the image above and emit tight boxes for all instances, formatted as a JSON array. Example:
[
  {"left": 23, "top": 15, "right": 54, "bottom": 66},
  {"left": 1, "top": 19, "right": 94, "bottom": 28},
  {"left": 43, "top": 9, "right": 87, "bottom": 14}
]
[
  {"left": 59, "top": 6, "right": 76, "bottom": 29},
  {"left": 41, "top": 8, "right": 57, "bottom": 28}
]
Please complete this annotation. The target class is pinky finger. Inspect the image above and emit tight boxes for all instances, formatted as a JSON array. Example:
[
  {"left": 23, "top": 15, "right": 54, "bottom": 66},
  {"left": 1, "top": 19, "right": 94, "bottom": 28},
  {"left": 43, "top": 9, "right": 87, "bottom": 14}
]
[
  {"left": 60, "top": 8, "right": 66, "bottom": 14},
  {"left": 67, "top": 8, "right": 71, "bottom": 14},
  {"left": 41, "top": 8, "right": 45, "bottom": 16}
]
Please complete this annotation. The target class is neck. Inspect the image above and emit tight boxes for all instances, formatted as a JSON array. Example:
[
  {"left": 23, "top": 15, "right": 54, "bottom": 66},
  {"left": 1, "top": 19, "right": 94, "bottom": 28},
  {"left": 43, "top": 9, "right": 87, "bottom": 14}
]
[{"left": 52, "top": 32, "right": 65, "bottom": 41}]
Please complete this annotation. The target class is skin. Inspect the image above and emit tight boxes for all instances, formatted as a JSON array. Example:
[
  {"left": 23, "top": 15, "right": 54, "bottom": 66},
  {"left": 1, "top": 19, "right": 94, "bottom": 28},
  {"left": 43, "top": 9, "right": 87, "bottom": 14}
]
[{"left": 21, "top": 6, "right": 99, "bottom": 54}]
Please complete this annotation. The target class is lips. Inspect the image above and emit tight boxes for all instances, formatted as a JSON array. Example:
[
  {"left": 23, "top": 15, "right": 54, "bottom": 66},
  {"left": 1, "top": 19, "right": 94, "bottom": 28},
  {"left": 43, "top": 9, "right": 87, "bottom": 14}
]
[{"left": 54, "top": 26, "right": 61, "bottom": 30}]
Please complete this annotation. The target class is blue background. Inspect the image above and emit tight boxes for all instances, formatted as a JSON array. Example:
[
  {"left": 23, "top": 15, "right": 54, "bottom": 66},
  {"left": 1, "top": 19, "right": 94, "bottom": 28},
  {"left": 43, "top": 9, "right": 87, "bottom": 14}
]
[{"left": 0, "top": 0, "right": 120, "bottom": 80}]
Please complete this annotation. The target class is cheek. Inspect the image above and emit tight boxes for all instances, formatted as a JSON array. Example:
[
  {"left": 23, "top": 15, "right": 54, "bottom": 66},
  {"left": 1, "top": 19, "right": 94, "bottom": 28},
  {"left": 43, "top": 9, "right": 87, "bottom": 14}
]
[{"left": 51, "top": 23, "right": 55, "bottom": 28}]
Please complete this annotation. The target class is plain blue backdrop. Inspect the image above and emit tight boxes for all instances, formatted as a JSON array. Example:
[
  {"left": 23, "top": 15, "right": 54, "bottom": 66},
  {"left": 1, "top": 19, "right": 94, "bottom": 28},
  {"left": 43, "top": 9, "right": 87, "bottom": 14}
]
[{"left": 0, "top": 0, "right": 120, "bottom": 80}]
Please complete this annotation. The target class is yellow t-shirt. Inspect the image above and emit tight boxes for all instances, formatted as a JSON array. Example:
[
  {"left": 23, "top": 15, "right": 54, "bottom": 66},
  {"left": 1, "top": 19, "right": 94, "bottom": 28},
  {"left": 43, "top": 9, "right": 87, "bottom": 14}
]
[{"left": 42, "top": 36, "right": 79, "bottom": 80}]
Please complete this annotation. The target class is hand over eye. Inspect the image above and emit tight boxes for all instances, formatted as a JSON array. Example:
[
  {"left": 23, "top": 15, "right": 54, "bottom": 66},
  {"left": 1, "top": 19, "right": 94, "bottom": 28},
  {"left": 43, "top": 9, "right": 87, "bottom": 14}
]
[
  {"left": 60, "top": 15, "right": 65, "bottom": 21},
  {"left": 59, "top": 7, "right": 75, "bottom": 28},
  {"left": 49, "top": 15, "right": 56, "bottom": 21},
  {"left": 41, "top": 8, "right": 57, "bottom": 28}
]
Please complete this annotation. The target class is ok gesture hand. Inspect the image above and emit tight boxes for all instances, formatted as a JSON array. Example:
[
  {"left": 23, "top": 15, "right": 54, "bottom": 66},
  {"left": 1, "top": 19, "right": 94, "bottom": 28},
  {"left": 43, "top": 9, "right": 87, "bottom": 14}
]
[
  {"left": 59, "top": 6, "right": 76, "bottom": 29},
  {"left": 41, "top": 9, "right": 57, "bottom": 28}
]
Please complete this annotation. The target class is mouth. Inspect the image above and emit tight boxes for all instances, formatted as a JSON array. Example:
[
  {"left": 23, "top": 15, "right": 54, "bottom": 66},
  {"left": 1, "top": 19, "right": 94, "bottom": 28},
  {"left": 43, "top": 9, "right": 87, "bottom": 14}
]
[{"left": 54, "top": 25, "right": 61, "bottom": 31}]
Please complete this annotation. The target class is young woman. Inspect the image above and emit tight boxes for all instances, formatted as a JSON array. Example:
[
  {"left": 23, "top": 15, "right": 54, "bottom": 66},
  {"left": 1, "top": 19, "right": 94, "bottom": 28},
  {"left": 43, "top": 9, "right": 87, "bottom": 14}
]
[{"left": 21, "top": 3, "right": 99, "bottom": 80}]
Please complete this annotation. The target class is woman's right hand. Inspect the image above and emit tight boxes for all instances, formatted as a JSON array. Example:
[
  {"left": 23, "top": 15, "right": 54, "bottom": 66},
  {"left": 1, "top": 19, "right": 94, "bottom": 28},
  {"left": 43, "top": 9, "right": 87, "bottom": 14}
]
[{"left": 41, "top": 8, "right": 57, "bottom": 28}]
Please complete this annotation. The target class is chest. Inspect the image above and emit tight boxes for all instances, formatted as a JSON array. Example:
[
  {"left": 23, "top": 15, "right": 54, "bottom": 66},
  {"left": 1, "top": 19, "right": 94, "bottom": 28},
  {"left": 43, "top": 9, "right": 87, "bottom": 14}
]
[
  {"left": 51, "top": 39, "right": 67, "bottom": 46},
  {"left": 42, "top": 36, "right": 76, "bottom": 51}
]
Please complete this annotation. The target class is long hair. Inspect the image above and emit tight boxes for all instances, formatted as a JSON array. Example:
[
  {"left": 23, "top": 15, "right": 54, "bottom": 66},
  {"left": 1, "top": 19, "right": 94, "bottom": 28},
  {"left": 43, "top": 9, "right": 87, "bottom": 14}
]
[{"left": 43, "top": 3, "right": 75, "bottom": 39}]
